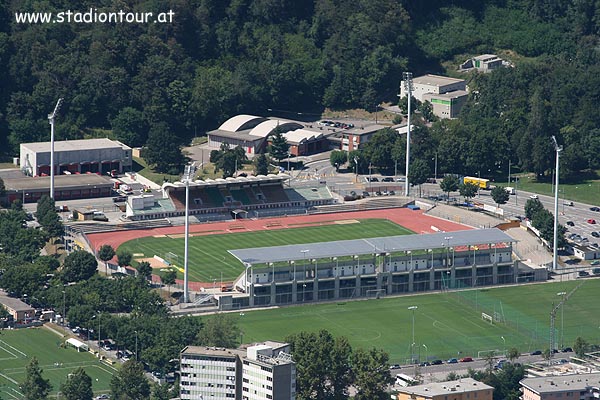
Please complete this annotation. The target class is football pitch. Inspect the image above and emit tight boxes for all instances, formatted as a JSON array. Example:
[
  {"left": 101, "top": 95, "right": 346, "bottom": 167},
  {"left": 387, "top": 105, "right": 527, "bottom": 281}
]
[
  {"left": 118, "top": 218, "right": 413, "bottom": 282},
  {"left": 0, "top": 328, "right": 116, "bottom": 399},
  {"left": 234, "top": 279, "right": 600, "bottom": 363}
]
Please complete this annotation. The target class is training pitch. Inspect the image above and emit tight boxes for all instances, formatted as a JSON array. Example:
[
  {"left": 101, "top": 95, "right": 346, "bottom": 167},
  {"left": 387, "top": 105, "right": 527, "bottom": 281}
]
[
  {"left": 233, "top": 279, "right": 600, "bottom": 363},
  {"left": 118, "top": 218, "right": 413, "bottom": 282},
  {"left": 0, "top": 328, "right": 116, "bottom": 398}
]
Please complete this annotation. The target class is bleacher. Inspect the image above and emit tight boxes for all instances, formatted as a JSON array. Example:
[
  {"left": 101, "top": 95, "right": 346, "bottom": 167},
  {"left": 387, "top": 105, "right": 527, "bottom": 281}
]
[
  {"left": 259, "top": 184, "right": 290, "bottom": 203},
  {"left": 229, "top": 188, "right": 254, "bottom": 205},
  {"left": 205, "top": 187, "right": 225, "bottom": 206}
]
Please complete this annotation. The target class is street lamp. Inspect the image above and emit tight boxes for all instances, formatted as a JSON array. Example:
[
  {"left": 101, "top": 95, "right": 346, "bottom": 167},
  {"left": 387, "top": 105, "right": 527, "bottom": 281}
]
[
  {"left": 551, "top": 136, "right": 563, "bottom": 272},
  {"left": 408, "top": 306, "right": 418, "bottom": 362},
  {"left": 501, "top": 336, "right": 506, "bottom": 355},
  {"left": 301, "top": 250, "right": 309, "bottom": 280},
  {"left": 432, "top": 153, "right": 438, "bottom": 181},
  {"left": 134, "top": 330, "right": 138, "bottom": 361},
  {"left": 422, "top": 344, "right": 428, "bottom": 364},
  {"left": 402, "top": 72, "right": 413, "bottom": 197},
  {"left": 557, "top": 292, "right": 566, "bottom": 349},
  {"left": 182, "top": 163, "right": 197, "bottom": 303},
  {"left": 48, "top": 98, "right": 64, "bottom": 199}
]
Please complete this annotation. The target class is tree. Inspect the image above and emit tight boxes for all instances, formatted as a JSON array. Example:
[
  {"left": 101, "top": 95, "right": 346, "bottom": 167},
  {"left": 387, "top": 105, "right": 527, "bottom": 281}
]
[
  {"left": 409, "top": 159, "right": 430, "bottom": 197},
  {"left": 136, "top": 261, "right": 152, "bottom": 281},
  {"left": 491, "top": 186, "right": 510, "bottom": 207},
  {"left": 110, "top": 360, "right": 150, "bottom": 400},
  {"left": 160, "top": 269, "right": 177, "bottom": 298},
  {"left": 144, "top": 122, "right": 183, "bottom": 173},
  {"left": 117, "top": 249, "right": 133, "bottom": 268},
  {"left": 330, "top": 150, "right": 348, "bottom": 171},
  {"left": 542, "top": 348, "right": 552, "bottom": 364},
  {"left": 253, "top": 154, "right": 269, "bottom": 175},
  {"left": 352, "top": 347, "right": 393, "bottom": 400},
  {"left": 439, "top": 175, "right": 460, "bottom": 203},
  {"left": 459, "top": 182, "right": 479, "bottom": 202},
  {"left": 573, "top": 336, "right": 588, "bottom": 358},
  {"left": 111, "top": 107, "right": 147, "bottom": 147},
  {"left": 268, "top": 128, "right": 290, "bottom": 162},
  {"left": 507, "top": 347, "right": 520, "bottom": 363},
  {"left": 21, "top": 357, "right": 51, "bottom": 400},
  {"left": 525, "top": 198, "right": 544, "bottom": 220},
  {"left": 196, "top": 314, "right": 239, "bottom": 348},
  {"left": 60, "top": 367, "right": 93, "bottom": 400},
  {"left": 0, "top": 177, "right": 5, "bottom": 197},
  {"left": 97, "top": 244, "right": 115, "bottom": 275},
  {"left": 61, "top": 250, "right": 98, "bottom": 283}
]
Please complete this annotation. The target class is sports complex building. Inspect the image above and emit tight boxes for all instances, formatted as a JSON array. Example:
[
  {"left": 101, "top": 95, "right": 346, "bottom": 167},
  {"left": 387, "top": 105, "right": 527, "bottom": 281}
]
[{"left": 204, "top": 228, "right": 537, "bottom": 309}]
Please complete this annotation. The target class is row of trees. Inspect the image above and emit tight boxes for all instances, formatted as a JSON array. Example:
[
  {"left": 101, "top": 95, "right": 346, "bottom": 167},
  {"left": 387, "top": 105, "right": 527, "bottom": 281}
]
[{"left": 524, "top": 198, "right": 567, "bottom": 248}]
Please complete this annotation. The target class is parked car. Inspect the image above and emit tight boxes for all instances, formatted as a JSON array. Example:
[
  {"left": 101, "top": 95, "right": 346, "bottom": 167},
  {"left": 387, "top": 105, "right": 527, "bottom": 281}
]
[
  {"left": 113, "top": 195, "right": 127, "bottom": 203},
  {"left": 381, "top": 177, "right": 394, "bottom": 182},
  {"left": 591, "top": 260, "right": 600, "bottom": 266},
  {"left": 530, "top": 194, "right": 539, "bottom": 199},
  {"left": 447, "top": 358, "right": 458, "bottom": 364},
  {"left": 578, "top": 270, "right": 590, "bottom": 277},
  {"left": 389, "top": 364, "right": 400, "bottom": 370},
  {"left": 389, "top": 190, "right": 396, "bottom": 196},
  {"left": 459, "top": 357, "right": 473, "bottom": 362},
  {"left": 419, "top": 361, "right": 431, "bottom": 367},
  {"left": 362, "top": 191, "right": 370, "bottom": 197},
  {"left": 590, "top": 207, "right": 600, "bottom": 212},
  {"left": 431, "top": 359, "right": 443, "bottom": 365},
  {"left": 592, "top": 232, "right": 600, "bottom": 238},
  {"left": 566, "top": 221, "right": 575, "bottom": 226},
  {"left": 562, "top": 347, "right": 573, "bottom": 353},
  {"left": 588, "top": 219, "right": 597, "bottom": 224}
]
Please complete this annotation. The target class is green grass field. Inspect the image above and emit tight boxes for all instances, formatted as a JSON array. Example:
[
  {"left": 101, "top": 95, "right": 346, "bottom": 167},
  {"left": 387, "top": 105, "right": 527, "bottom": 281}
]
[
  {"left": 119, "top": 219, "right": 413, "bottom": 282},
  {"left": 0, "top": 328, "right": 116, "bottom": 399},
  {"left": 234, "top": 279, "right": 600, "bottom": 363}
]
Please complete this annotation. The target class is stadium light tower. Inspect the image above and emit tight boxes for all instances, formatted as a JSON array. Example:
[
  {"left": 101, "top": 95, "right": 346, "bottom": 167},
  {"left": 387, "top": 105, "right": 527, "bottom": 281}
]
[
  {"left": 48, "top": 98, "right": 64, "bottom": 199},
  {"left": 182, "top": 163, "right": 197, "bottom": 303},
  {"left": 402, "top": 72, "right": 413, "bottom": 197},
  {"left": 551, "top": 136, "right": 562, "bottom": 272},
  {"left": 408, "top": 305, "right": 418, "bottom": 362}
]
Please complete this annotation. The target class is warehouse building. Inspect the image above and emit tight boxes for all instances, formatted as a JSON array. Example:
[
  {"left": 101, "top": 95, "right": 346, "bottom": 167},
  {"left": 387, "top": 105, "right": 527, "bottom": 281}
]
[
  {"left": 399, "top": 74, "right": 468, "bottom": 119},
  {"left": 20, "top": 138, "right": 132, "bottom": 177}
]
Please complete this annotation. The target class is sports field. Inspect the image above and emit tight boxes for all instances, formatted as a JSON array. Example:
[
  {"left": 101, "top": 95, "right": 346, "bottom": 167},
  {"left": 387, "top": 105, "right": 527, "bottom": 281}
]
[
  {"left": 234, "top": 279, "right": 600, "bottom": 363},
  {"left": 118, "top": 219, "right": 413, "bottom": 282},
  {"left": 0, "top": 327, "right": 116, "bottom": 399}
]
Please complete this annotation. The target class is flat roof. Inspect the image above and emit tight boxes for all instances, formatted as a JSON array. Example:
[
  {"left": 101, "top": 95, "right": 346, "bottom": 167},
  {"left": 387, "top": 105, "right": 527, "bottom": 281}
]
[
  {"left": 412, "top": 74, "right": 465, "bottom": 86},
  {"left": 182, "top": 345, "right": 244, "bottom": 358},
  {"left": 344, "top": 124, "right": 387, "bottom": 136},
  {"left": 520, "top": 373, "right": 600, "bottom": 394},
  {"left": 229, "top": 228, "right": 514, "bottom": 264},
  {"left": 163, "top": 174, "right": 290, "bottom": 191},
  {"left": 398, "top": 378, "right": 493, "bottom": 397},
  {"left": 21, "top": 138, "right": 130, "bottom": 153},
  {"left": 0, "top": 296, "right": 35, "bottom": 312},
  {"left": 424, "top": 90, "right": 469, "bottom": 99},
  {"left": 207, "top": 129, "right": 265, "bottom": 142},
  {"left": 4, "top": 174, "right": 113, "bottom": 191}
]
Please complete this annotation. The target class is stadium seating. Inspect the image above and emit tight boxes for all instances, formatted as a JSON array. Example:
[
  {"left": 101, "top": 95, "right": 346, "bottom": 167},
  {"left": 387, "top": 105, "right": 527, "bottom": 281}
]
[{"left": 259, "top": 184, "right": 290, "bottom": 203}]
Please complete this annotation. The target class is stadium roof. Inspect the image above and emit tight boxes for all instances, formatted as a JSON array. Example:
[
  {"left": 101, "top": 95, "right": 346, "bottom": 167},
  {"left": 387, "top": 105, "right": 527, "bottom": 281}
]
[
  {"left": 219, "top": 115, "right": 266, "bottom": 132},
  {"left": 248, "top": 120, "right": 302, "bottom": 137},
  {"left": 228, "top": 228, "right": 515, "bottom": 264},
  {"left": 162, "top": 174, "right": 290, "bottom": 191}
]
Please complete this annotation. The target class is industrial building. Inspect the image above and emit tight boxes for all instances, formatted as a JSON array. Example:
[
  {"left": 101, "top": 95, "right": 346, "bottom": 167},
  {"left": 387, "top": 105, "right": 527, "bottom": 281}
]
[
  {"left": 396, "top": 378, "right": 493, "bottom": 400},
  {"left": 399, "top": 74, "right": 468, "bottom": 119},
  {"left": 20, "top": 138, "right": 132, "bottom": 177},
  {"left": 180, "top": 341, "right": 296, "bottom": 400}
]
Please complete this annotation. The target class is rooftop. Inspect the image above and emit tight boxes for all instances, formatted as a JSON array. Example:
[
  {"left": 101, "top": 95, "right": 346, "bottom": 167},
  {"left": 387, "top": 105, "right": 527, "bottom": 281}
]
[
  {"left": 398, "top": 378, "right": 493, "bottom": 397},
  {"left": 229, "top": 228, "right": 514, "bottom": 264},
  {"left": 520, "top": 373, "right": 600, "bottom": 394},
  {"left": 21, "top": 138, "right": 131, "bottom": 153},
  {"left": 424, "top": 90, "right": 469, "bottom": 99},
  {"left": 4, "top": 173, "right": 113, "bottom": 191},
  {"left": 181, "top": 345, "right": 245, "bottom": 358},
  {"left": 0, "top": 296, "right": 35, "bottom": 312},
  {"left": 411, "top": 74, "right": 465, "bottom": 86}
]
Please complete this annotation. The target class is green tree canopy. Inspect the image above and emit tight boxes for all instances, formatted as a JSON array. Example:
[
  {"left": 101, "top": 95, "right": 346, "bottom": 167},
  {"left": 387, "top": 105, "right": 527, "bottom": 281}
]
[
  {"left": 21, "top": 357, "right": 51, "bottom": 400},
  {"left": 330, "top": 150, "right": 348, "bottom": 171},
  {"left": 117, "top": 249, "right": 133, "bottom": 268},
  {"left": 254, "top": 154, "right": 269, "bottom": 176},
  {"left": 136, "top": 261, "right": 152, "bottom": 281},
  {"left": 268, "top": 128, "right": 290, "bottom": 162},
  {"left": 491, "top": 186, "right": 510, "bottom": 206},
  {"left": 352, "top": 347, "right": 394, "bottom": 400},
  {"left": 196, "top": 314, "right": 239, "bottom": 348},
  {"left": 97, "top": 244, "right": 116, "bottom": 275},
  {"left": 525, "top": 198, "right": 544, "bottom": 220},
  {"left": 409, "top": 159, "right": 430, "bottom": 197},
  {"left": 144, "top": 122, "right": 183, "bottom": 174},
  {"left": 459, "top": 182, "right": 479, "bottom": 201},
  {"left": 60, "top": 367, "right": 93, "bottom": 400},
  {"left": 62, "top": 250, "right": 98, "bottom": 283},
  {"left": 110, "top": 360, "right": 150, "bottom": 400},
  {"left": 439, "top": 175, "right": 460, "bottom": 203}
]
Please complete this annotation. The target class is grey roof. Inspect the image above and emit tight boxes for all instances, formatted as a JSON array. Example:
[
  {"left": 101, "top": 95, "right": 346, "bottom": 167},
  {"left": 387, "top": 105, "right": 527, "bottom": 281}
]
[
  {"left": 424, "top": 90, "right": 469, "bottom": 99},
  {"left": 21, "top": 138, "right": 130, "bottom": 153},
  {"left": 4, "top": 173, "right": 113, "bottom": 191},
  {"left": 228, "top": 228, "right": 514, "bottom": 264},
  {"left": 181, "top": 345, "right": 245, "bottom": 358},
  {"left": 398, "top": 378, "right": 493, "bottom": 397},
  {"left": 412, "top": 74, "right": 465, "bottom": 86},
  {"left": 0, "top": 296, "right": 35, "bottom": 312},
  {"left": 520, "top": 373, "right": 600, "bottom": 394},
  {"left": 207, "top": 129, "right": 265, "bottom": 142}
]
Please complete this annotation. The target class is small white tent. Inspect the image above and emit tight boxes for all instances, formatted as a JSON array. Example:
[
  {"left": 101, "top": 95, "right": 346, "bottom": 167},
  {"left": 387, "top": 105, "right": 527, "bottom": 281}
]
[{"left": 65, "top": 338, "right": 89, "bottom": 352}]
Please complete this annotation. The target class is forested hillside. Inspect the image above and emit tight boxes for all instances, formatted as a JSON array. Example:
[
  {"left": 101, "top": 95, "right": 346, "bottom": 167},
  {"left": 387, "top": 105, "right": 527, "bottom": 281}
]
[{"left": 1, "top": 0, "right": 599, "bottom": 178}]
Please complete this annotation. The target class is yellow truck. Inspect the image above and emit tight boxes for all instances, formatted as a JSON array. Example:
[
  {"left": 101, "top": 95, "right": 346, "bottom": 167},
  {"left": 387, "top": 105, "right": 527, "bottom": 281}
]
[{"left": 463, "top": 176, "right": 490, "bottom": 189}]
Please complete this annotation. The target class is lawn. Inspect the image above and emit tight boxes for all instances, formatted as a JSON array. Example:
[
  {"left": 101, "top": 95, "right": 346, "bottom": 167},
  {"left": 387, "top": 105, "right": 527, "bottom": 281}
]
[
  {"left": 496, "top": 173, "right": 600, "bottom": 206},
  {"left": 118, "top": 219, "right": 413, "bottom": 282},
  {"left": 0, "top": 327, "right": 116, "bottom": 399},
  {"left": 233, "top": 279, "right": 600, "bottom": 364}
]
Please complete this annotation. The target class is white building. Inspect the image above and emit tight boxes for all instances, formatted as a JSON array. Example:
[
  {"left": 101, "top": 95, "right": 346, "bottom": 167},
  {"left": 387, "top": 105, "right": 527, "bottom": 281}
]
[
  {"left": 399, "top": 74, "right": 468, "bottom": 119},
  {"left": 20, "top": 138, "right": 132, "bottom": 177},
  {"left": 180, "top": 342, "right": 295, "bottom": 400}
]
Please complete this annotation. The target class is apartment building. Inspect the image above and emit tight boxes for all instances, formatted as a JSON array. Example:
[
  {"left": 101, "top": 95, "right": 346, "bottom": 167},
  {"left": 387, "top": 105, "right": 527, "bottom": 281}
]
[
  {"left": 396, "top": 378, "right": 493, "bottom": 400},
  {"left": 520, "top": 373, "right": 600, "bottom": 400}
]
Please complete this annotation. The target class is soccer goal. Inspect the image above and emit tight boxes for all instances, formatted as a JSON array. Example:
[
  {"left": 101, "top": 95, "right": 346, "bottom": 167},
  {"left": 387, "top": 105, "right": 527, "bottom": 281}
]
[
  {"left": 165, "top": 252, "right": 179, "bottom": 266},
  {"left": 482, "top": 312, "right": 494, "bottom": 325},
  {"left": 366, "top": 289, "right": 386, "bottom": 299}
]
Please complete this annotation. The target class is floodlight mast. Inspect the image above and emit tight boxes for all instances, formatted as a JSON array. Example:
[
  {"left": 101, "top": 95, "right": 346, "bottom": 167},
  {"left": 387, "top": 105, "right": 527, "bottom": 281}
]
[
  {"left": 48, "top": 98, "right": 64, "bottom": 199},
  {"left": 551, "top": 136, "right": 562, "bottom": 272},
  {"left": 402, "top": 72, "right": 413, "bottom": 197},
  {"left": 182, "top": 163, "right": 197, "bottom": 303}
]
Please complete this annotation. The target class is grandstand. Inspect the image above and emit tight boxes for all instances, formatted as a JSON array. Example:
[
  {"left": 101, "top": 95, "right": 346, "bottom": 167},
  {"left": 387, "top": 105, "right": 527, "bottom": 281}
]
[{"left": 124, "top": 174, "right": 334, "bottom": 221}]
